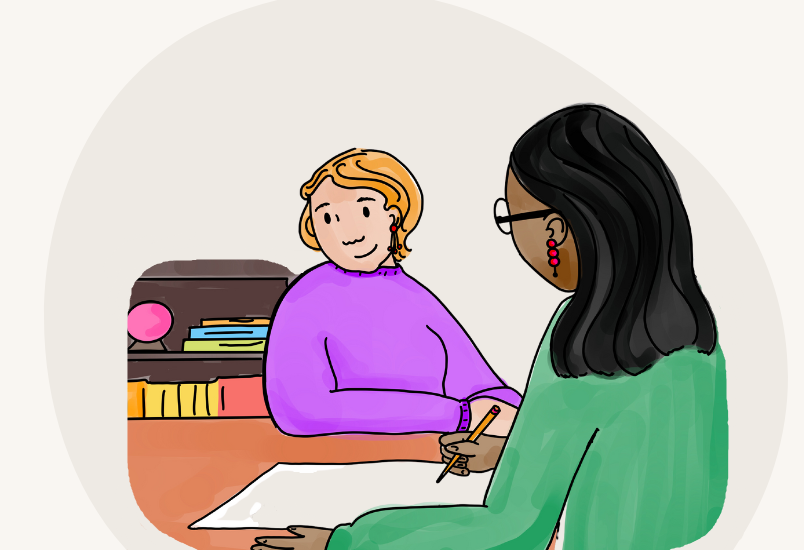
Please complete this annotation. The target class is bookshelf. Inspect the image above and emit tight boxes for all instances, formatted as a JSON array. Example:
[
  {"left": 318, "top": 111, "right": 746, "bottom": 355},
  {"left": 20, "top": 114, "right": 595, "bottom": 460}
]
[{"left": 127, "top": 260, "right": 295, "bottom": 418}]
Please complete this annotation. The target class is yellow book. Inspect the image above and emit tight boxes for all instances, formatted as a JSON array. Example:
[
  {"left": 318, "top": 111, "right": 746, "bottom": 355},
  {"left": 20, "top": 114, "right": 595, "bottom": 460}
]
[
  {"left": 207, "top": 381, "right": 219, "bottom": 417},
  {"left": 128, "top": 381, "right": 219, "bottom": 419},
  {"left": 127, "top": 381, "right": 146, "bottom": 418},
  {"left": 201, "top": 318, "right": 271, "bottom": 327},
  {"left": 144, "top": 384, "right": 180, "bottom": 418},
  {"left": 179, "top": 384, "right": 201, "bottom": 417},
  {"left": 178, "top": 383, "right": 220, "bottom": 417}
]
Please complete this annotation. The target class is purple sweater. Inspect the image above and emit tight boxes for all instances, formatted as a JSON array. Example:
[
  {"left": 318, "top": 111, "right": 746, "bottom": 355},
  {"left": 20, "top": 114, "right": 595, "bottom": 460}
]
[{"left": 264, "top": 263, "right": 522, "bottom": 436}]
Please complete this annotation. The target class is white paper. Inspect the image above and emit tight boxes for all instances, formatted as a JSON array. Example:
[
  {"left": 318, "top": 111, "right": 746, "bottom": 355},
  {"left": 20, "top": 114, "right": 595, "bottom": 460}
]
[{"left": 190, "top": 461, "right": 493, "bottom": 529}]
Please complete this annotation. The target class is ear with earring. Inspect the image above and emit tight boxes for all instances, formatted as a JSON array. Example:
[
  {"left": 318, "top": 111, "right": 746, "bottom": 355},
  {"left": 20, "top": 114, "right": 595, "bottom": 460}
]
[
  {"left": 388, "top": 218, "right": 403, "bottom": 254},
  {"left": 546, "top": 217, "right": 567, "bottom": 278},
  {"left": 547, "top": 238, "right": 560, "bottom": 277}
]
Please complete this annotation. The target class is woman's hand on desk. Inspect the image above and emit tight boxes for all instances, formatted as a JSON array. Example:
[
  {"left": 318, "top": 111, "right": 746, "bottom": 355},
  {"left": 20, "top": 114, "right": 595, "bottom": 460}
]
[
  {"left": 253, "top": 527, "right": 332, "bottom": 550},
  {"left": 439, "top": 433, "right": 506, "bottom": 476}
]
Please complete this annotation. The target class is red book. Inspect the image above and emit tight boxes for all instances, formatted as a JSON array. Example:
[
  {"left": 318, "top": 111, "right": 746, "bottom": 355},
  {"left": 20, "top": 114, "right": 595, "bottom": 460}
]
[{"left": 217, "top": 377, "right": 270, "bottom": 417}]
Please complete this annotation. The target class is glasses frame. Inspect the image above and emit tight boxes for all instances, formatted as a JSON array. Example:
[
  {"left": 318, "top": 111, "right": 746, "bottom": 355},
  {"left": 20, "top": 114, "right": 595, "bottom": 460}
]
[{"left": 494, "top": 198, "right": 559, "bottom": 235}]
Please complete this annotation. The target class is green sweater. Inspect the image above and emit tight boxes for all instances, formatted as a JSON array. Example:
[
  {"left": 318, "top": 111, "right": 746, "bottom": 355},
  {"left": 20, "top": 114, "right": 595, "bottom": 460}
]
[{"left": 328, "top": 299, "right": 728, "bottom": 550}]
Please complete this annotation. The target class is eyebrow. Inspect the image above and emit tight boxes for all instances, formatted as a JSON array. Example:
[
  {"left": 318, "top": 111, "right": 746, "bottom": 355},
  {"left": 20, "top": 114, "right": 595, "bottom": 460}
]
[
  {"left": 356, "top": 197, "right": 375, "bottom": 203},
  {"left": 314, "top": 202, "right": 330, "bottom": 212}
]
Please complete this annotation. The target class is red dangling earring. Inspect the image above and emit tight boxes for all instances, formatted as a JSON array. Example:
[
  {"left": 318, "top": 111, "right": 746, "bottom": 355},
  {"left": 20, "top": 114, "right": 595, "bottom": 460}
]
[
  {"left": 546, "top": 239, "right": 560, "bottom": 277},
  {"left": 388, "top": 222, "right": 402, "bottom": 254}
]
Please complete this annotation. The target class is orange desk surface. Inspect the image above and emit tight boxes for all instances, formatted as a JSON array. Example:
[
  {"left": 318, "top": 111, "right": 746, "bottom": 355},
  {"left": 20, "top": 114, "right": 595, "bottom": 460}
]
[{"left": 128, "top": 418, "right": 441, "bottom": 550}]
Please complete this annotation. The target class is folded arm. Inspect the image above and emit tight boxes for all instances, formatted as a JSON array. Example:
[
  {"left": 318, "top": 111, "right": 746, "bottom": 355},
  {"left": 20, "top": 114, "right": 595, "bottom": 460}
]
[
  {"left": 265, "top": 326, "right": 467, "bottom": 436},
  {"left": 428, "top": 314, "right": 522, "bottom": 435}
]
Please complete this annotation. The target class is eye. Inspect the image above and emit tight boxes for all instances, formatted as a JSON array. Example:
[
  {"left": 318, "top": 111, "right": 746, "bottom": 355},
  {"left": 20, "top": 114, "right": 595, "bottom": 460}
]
[
  {"left": 324, "top": 213, "right": 331, "bottom": 224},
  {"left": 363, "top": 206, "right": 370, "bottom": 218}
]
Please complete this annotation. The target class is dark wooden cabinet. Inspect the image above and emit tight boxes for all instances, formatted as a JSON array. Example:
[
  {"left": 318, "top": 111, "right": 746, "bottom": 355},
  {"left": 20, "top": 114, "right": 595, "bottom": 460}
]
[{"left": 127, "top": 260, "right": 296, "bottom": 382}]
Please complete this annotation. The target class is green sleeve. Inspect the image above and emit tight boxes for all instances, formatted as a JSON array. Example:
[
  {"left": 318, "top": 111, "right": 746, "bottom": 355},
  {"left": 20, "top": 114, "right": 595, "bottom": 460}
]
[
  {"left": 327, "top": 383, "right": 598, "bottom": 550},
  {"left": 327, "top": 302, "right": 598, "bottom": 550}
]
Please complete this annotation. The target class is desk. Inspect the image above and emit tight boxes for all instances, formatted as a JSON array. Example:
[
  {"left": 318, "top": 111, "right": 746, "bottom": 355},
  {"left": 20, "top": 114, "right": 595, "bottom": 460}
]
[{"left": 128, "top": 419, "right": 441, "bottom": 550}]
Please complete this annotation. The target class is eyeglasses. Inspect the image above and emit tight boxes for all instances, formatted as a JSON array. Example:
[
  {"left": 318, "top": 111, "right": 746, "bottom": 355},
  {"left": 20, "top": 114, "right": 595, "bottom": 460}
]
[{"left": 494, "top": 198, "right": 558, "bottom": 235}]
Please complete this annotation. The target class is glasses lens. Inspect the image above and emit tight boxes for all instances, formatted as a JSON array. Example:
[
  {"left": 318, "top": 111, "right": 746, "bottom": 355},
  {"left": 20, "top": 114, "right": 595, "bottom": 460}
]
[{"left": 494, "top": 198, "right": 511, "bottom": 234}]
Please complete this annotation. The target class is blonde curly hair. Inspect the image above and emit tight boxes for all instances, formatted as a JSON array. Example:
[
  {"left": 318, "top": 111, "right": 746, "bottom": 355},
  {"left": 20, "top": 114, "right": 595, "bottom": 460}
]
[{"left": 299, "top": 149, "right": 423, "bottom": 261}]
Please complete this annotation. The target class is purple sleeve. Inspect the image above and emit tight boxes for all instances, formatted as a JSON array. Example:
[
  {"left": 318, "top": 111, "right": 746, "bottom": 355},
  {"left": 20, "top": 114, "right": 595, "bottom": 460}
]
[
  {"left": 429, "top": 305, "right": 523, "bottom": 409},
  {"left": 264, "top": 299, "right": 467, "bottom": 436}
]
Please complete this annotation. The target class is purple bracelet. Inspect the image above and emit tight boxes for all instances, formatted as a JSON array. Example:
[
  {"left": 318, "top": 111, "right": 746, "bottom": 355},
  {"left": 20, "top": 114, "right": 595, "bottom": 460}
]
[{"left": 457, "top": 399, "right": 471, "bottom": 432}]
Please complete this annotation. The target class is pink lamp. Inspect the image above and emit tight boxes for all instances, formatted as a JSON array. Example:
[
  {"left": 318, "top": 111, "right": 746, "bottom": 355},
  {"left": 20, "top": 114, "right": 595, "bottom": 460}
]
[{"left": 128, "top": 301, "right": 173, "bottom": 351}]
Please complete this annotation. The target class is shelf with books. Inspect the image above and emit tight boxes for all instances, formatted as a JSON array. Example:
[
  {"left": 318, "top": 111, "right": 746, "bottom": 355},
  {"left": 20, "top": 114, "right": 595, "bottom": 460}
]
[{"left": 126, "top": 260, "right": 295, "bottom": 420}]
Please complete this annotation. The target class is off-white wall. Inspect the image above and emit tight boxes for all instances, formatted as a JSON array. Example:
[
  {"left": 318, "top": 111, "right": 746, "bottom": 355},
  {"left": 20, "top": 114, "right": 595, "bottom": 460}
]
[{"left": 2, "top": 1, "right": 799, "bottom": 549}]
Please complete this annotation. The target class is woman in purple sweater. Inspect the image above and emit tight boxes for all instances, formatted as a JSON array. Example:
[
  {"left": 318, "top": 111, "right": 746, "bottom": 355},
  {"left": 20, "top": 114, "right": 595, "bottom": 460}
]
[{"left": 264, "top": 149, "right": 521, "bottom": 436}]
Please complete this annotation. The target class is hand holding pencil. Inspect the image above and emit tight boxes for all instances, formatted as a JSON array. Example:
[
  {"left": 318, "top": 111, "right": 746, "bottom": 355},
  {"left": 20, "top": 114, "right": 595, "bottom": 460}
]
[{"left": 437, "top": 405, "right": 504, "bottom": 483}]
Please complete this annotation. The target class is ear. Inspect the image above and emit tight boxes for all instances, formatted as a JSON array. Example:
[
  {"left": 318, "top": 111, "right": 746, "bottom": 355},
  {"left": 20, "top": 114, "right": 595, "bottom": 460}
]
[
  {"left": 546, "top": 215, "right": 569, "bottom": 246},
  {"left": 305, "top": 212, "right": 316, "bottom": 237},
  {"left": 387, "top": 205, "right": 401, "bottom": 225}
]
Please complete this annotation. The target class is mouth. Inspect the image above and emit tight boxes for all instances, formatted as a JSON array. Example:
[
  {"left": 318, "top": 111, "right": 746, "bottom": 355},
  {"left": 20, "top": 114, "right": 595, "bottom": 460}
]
[
  {"left": 354, "top": 244, "right": 377, "bottom": 259},
  {"left": 342, "top": 236, "right": 365, "bottom": 246}
]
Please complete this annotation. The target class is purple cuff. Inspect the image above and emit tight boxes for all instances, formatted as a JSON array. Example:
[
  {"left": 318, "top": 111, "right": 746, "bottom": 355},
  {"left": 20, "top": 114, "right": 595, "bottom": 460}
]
[{"left": 457, "top": 399, "right": 471, "bottom": 432}]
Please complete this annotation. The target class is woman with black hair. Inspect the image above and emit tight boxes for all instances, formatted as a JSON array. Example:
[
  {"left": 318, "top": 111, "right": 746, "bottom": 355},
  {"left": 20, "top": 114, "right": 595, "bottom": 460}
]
[{"left": 252, "top": 105, "right": 728, "bottom": 550}]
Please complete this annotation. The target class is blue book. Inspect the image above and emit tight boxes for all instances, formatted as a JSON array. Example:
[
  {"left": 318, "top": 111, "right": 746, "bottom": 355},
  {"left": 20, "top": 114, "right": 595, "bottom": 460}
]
[{"left": 189, "top": 326, "right": 270, "bottom": 339}]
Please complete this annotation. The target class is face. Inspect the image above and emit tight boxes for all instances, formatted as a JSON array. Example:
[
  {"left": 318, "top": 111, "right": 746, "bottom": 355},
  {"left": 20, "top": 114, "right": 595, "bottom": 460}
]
[
  {"left": 505, "top": 166, "right": 579, "bottom": 291},
  {"left": 310, "top": 177, "right": 398, "bottom": 272}
]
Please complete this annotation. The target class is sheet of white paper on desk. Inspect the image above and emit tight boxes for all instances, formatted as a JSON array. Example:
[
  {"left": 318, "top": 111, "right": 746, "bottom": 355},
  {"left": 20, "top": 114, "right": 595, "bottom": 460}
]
[{"left": 190, "top": 461, "right": 493, "bottom": 530}]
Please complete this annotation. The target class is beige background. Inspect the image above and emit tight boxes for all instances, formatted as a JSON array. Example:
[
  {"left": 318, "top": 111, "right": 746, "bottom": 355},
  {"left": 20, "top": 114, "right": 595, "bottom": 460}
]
[{"left": 43, "top": 1, "right": 786, "bottom": 548}]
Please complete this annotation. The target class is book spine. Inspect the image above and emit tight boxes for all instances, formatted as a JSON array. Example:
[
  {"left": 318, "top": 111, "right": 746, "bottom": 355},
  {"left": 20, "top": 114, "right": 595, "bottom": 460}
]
[
  {"left": 144, "top": 384, "right": 180, "bottom": 418},
  {"left": 206, "top": 381, "right": 219, "bottom": 417},
  {"left": 127, "top": 381, "right": 146, "bottom": 418},
  {"left": 182, "top": 339, "right": 266, "bottom": 351},
  {"left": 179, "top": 383, "right": 216, "bottom": 417},
  {"left": 188, "top": 326, "right": 269, "bottom": 339},
  {"left": 217, "top": 376, "right": 270, "bottom": 417}
]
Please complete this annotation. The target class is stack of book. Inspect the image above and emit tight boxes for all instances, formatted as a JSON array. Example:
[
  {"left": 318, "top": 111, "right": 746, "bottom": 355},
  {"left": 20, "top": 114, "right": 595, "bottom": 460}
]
[
  {"left": 182, "top": 317, "right": 270, "bottom": 352},
  {"left": 127, "top": 377, "right": 270, "bottom": 419}
]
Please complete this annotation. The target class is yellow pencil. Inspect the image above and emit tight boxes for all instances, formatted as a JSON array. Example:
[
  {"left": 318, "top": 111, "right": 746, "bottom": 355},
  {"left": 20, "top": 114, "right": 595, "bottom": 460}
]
[{"left": 436, "top": 405, "right": 501, "bottom": 483}]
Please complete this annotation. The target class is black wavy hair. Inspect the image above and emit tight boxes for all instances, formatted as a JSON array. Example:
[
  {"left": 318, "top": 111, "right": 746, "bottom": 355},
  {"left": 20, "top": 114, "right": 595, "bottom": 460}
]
[{"left": 510, "top": 104, "right": 716, "bottom": 377}]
